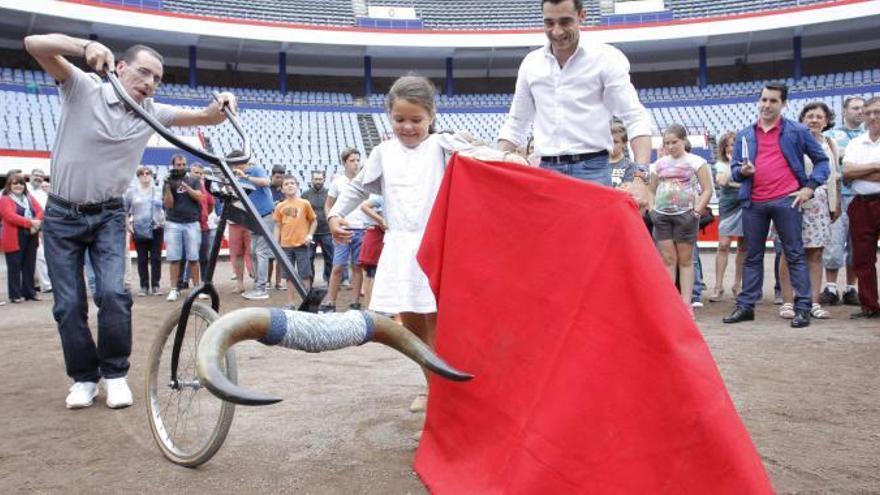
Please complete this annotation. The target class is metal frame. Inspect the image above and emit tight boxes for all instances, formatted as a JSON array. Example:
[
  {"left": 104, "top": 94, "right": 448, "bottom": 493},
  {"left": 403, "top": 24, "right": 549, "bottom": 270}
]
[{"left": 106, "top": 72, "right": 326, "bottom": 389}]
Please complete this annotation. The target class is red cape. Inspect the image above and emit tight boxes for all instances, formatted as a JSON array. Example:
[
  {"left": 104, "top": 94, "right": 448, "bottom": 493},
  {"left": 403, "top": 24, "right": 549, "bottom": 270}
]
[{"left": 414, "top": 154, "right": 772, "bottom": 494}]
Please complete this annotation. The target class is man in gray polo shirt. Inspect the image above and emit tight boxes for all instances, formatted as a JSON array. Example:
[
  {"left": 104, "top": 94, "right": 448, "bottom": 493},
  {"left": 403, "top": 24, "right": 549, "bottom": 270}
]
[{"left": 24, "top": 33, "right": 236, "bottom": 410}]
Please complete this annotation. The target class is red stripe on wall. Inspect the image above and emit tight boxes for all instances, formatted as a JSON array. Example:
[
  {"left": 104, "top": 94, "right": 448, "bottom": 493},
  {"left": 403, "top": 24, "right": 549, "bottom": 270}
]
[{"left": 60, "top": 0, "right": 871, "bottom": 35}]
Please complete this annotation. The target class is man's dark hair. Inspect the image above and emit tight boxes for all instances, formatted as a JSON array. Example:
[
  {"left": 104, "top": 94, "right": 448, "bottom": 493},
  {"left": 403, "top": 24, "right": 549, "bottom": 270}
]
[
  {"left": 170, "top": 154, "right": 186, "bottom": 166},
  {"left": 843, "top": 96, "right": 865, "bottom": 109},
  {"left": 542, "top": 0, "right": 583, "bottom": 12},
  {"left": 340, "top": 147, "right": 360, "bottom": 163},
  {"left": 271, "top": 165, "right": 286, "bottom": 175},
  {"left": 122, "top": 44, "right": 164, "bottom": 65},
  {"left": 762, "top": 82, "right": 789, "bottom": 103}
]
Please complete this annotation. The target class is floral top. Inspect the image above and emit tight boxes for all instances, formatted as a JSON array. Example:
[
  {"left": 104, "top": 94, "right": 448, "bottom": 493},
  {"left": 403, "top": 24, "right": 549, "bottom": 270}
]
[{"left": 650, "top": 152, "right": 708, "bottom": 216}]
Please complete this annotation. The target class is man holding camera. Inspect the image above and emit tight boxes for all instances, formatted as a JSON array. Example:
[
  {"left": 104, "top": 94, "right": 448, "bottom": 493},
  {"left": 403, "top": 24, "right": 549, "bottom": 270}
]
[
  {"left": 25, "top": 33, "right": 235, "bottom": 410},
  {"left": 163, "top": 154, "right": 204, "bottom": 302}
]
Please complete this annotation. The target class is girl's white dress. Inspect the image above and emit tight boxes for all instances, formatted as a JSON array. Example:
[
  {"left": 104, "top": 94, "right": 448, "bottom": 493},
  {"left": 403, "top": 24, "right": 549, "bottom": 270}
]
[
  {"left": 328, "top": 134, "right": 448, "bottom": 313},
  {"left": 328, "top": 132, "right": 513, "bottom": 313}
]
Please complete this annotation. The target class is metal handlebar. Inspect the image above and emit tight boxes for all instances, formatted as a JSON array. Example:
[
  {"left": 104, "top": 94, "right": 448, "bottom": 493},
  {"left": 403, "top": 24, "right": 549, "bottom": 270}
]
[
  {"left": 105, "top": 70, "right": 325, "bottom": 309},
  {"left": 104, "top": 71, "right": 251, "bottom": 166}
]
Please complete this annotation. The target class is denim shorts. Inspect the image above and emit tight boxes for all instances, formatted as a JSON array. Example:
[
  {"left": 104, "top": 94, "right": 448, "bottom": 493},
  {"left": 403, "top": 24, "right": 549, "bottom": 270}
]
[
  {"left": 540, "top": 153, "right": 611, "bottom": 187},
  {"left": 650, "top": 210, "right": 699, "bottom": 243},
  {"left": 281, "top": 245, "right": 313, "bottom": 280},
  {"left": 332, "top": 229, "right": 364, "bottom": 267},
  {"left": 164, "top": 221, "right": 201, "bottom": 261}
]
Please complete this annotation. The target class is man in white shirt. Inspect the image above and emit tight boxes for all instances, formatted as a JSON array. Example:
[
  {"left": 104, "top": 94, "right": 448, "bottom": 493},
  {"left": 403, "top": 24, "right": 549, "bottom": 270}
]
[
  {"left": 841, "top": 96, "right": 880, "bottom": 319},
  {"left": 497, "top": 0, "right": 652, "bottom": 201}
]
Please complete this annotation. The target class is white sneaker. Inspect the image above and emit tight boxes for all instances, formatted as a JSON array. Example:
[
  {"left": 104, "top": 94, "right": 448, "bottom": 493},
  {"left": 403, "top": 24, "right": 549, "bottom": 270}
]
[
  {"left": 691, "top": 301, "right": 704, "bottom": 308},
  {"left": 241, "top": 289, "right": 269, "bottom": 300},
  {"left": 166, "top": 289, "right": 179, "bottom": 302},
  {"left": 66, "top": 381, "right": 98, "bottom": 409},
  {"left": 197, "top": 293, "right": 210, "bottom": 300},
  {"left": 103, "top": 377, "right": 133, "bottom": 409}
]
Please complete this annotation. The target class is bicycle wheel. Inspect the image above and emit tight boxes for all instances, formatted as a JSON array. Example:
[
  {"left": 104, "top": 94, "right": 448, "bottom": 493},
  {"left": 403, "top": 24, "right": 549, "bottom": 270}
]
[{"left": 146, "top": 302, "right": 236, "bottom": 467}]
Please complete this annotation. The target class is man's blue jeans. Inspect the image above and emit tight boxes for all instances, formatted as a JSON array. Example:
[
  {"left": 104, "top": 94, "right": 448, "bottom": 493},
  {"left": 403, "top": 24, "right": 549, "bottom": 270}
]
[
  {"left": 737, "top": 196, "right": 811, "bottom": 311},
  {"left": 310, "top": 232, "right": 334, "bottom": 284},
  {"left": 43, "top": 198, "right": 132, "bottom": 383},
  {"left": 540, "top": 154, "right": 612, "bottom": 187},
  {"left": 692, "top": 243, "right": 705, "bottom": 303}
]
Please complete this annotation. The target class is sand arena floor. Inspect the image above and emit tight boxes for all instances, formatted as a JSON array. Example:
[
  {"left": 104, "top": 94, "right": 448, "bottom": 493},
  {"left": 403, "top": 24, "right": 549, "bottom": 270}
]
[{"left": 0, "top": 253, "right": 878, "bottom": 493}]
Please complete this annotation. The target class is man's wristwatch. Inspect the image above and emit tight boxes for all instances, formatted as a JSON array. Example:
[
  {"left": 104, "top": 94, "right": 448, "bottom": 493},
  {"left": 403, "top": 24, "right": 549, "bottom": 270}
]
[{"left": 635, "top": 164, "right": 650, "bottom": 180}]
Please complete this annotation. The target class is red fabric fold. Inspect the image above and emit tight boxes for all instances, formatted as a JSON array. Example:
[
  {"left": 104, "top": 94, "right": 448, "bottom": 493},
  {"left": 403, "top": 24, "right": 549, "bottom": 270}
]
[{"left": 414, "top": 154, "right": 772, "bottom": 494}]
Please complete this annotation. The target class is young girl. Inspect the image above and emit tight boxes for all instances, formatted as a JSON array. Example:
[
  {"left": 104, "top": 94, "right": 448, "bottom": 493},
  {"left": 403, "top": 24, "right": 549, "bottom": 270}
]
[
  {"left": 648, "top": 124, "right": 714, "bottom": 318},
  {"left": 711, "top": 131, "right": 745, "bottom": 302},
  {"left": 327, "top": 75, "right": 525, "bottom": 421}
]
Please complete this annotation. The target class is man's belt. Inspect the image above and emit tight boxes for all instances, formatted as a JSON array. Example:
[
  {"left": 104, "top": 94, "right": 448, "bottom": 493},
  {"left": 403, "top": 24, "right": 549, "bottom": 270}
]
[
  {"left": 856, "top": 192, "right": 880, "bottom": 202},
  {"left": 540, "top": 150, "right": 609, "bottom": 164},
  {"left": 48, "top": 194, "right": 124, "bottom": 214}
]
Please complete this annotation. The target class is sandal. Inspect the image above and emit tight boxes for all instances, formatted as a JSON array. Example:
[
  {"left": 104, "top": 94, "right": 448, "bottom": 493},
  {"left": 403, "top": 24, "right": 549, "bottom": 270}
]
[
  {"left": 779, "top": 303, "right": 795, "bottom": 319},
  {"left": 811, "top": 303, "right": 831, "bottom": 319},
  {"left": 708, "top": 288, "right": 725, "bottom": 302},
  {"left": 318, "top": 303, "right": 336, "bottom": 313}
]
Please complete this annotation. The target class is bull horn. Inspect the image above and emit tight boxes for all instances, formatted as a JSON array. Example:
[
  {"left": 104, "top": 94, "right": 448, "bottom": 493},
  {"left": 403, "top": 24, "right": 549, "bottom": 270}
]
[
  {"left": 197, "top": 308, "right": 473, "bottom": 406},
  {"left": 196, "top": 308, "right": 282, "bottom": 406}
]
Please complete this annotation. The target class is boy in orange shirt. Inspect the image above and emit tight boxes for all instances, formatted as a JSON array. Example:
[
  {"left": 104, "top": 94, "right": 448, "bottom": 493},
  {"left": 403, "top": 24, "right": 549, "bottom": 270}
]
[{"left": 272, "top": 176, "right": 317, "bottom": 307}]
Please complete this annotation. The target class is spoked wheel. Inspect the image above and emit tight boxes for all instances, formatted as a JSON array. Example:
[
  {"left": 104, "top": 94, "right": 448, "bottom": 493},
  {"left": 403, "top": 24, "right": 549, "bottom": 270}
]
[{"left": 146, "top": 302, "right": 236, "bottom": 467}]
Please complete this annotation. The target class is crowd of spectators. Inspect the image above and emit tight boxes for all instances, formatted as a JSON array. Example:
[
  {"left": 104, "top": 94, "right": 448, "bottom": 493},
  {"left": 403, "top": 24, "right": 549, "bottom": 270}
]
[{"left": 2, "top": 90, "right": 878, "bottom": 327}]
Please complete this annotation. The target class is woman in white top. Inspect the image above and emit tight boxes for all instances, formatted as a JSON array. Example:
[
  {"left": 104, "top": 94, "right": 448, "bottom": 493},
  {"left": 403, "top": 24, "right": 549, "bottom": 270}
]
[
  {"left": 327, "top": 75, "right": 526, "bottom": 417},
  {"left": 778, "top": 102, "right": 840, "bottom": 320}
]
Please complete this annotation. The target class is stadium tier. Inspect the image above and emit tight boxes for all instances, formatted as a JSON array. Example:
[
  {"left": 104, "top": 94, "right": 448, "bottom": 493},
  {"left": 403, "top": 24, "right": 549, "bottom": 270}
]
[
  {"left": 2, "top": 66, "right": 877, "bottom": 171},
  {"left": 664, "top": 0, "right": 831, "bottom": 20},
  {"left": 161, "top": 0, "right": 356, "bottom": 25},
  {"left": 101, "top": 0, "right": 842, "bottom": 28}
]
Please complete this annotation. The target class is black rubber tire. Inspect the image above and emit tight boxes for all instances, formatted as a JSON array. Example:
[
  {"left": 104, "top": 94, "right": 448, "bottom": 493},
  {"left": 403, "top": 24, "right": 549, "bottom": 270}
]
[{"left": 145, "top": 302, "right": 236, "bottom": 467}]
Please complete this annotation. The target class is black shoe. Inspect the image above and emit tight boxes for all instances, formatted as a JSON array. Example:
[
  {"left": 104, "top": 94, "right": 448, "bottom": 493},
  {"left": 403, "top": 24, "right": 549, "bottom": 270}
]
[
  {"left": 850, "top": 310, "right": 880, "bottom": 320},
  {"left": 791, "top": 309, "right": 811, "bottom": 328},
  {"left": 349, "top": 302, "right": 362, "bottom": 310},
  {"left": 723, "top": 306, "right": 754, "bottom": 324},
  {"left": 842, "top": 288, "right": 860, "bottom": 306},
  {"left": 818, "top": 287, "right": 840, "bottom": 306},
  {"left": 318, "top": 303, "right": 336, "bottom": 314}
]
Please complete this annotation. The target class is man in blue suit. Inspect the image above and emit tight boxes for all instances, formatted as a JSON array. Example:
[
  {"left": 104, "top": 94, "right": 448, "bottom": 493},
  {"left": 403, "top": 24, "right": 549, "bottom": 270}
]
[{"left": 723, "top": 82, "right": 830, "bottom": 328}]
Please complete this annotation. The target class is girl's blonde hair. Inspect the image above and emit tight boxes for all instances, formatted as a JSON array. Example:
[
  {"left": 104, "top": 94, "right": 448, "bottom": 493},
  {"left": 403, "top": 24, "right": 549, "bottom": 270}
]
[{"left": 387, "top": 75, "right": 436, "bottom": 118}]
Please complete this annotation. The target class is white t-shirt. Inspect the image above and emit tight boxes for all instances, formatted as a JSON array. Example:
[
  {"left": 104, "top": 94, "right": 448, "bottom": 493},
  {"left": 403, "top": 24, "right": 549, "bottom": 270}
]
[
  {"left": 650, "top": 152, "right": 708, "bottom": 215},
  {"left": 328, "top": 174, "right": 371, "bottom": 229},
  {"left": 844, "top": 132, "right": 880, "bottom": 195}
]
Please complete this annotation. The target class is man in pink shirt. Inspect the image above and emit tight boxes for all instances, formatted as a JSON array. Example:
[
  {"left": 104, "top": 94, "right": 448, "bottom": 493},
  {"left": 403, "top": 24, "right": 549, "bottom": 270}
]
[{"left": 724, "top": 82, "right": 830, "bottom": 328}]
